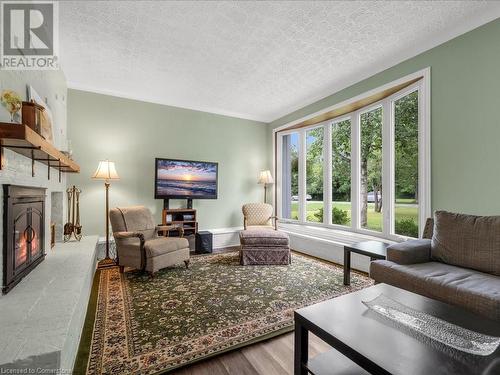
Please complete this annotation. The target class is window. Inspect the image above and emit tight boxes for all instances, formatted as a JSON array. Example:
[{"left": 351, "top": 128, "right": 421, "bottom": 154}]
[
  {"left": 306, "top": 127, "right": 324, "bottom": 222},
  {"left": 281, "top": 132, "right": 299, "bottom": 220},
  {"left": 277, "top": 73, "right": 429, "bottom": 240},
  {"left": 331, "top": 119, "right": 351, "bottom": 226},
  {"left": 360, "top": 107, "right": 383, "bottom": 232},
  {"left": 394, "top": 90, "right": 419, "bottom": 237}
]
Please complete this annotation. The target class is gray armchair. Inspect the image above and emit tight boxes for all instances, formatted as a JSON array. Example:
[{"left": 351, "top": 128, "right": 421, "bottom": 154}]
[{"left": 110, "top": 206, "right": 190, "bottom": 276}]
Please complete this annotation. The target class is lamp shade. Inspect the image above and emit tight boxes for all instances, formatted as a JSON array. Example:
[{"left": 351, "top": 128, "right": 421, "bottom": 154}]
[
  {"left": 258, "top": 170, "right": 274, "bottom": 185},
  {"left": 92, "top": 160, "right": 120, "bottom": 181}
]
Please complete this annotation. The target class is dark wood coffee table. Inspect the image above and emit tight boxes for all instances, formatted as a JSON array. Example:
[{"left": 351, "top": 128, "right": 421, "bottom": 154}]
[
  {"left": 343, "top": 241, "right": 390, "bottom": 285},
  {"left": 294, "top": 283, "right": 500, "bottom": 375}
]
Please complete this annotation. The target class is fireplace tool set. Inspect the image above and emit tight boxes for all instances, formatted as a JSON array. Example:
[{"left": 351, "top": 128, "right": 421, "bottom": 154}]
[{"left": 64, "top": 185, "right": 82, "bottom": 242}]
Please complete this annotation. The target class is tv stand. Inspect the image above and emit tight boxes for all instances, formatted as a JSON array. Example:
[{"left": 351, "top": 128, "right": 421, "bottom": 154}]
[
  {"left": 161, "top": 208, "right": 198, "bottom": 237},
  {"left": 163, "top": 198, "right": 193, "bottom": 210}
]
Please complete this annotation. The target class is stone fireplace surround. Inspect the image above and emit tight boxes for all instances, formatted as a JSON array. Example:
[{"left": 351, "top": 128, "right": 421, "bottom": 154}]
[
  {"left": 0, "top": 150, "right": 67, "bottom": 290},
  {"left": 0, "top": 151, "right": 99, "bottom": 372},
  {"left": 0, "top": 68, "right": 97, "bottom": 372}
]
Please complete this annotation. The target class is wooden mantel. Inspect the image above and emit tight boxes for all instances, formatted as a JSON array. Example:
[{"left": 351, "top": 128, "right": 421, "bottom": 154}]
[{"left": 0, "top": 123, "right": 80, "bottom": 180}]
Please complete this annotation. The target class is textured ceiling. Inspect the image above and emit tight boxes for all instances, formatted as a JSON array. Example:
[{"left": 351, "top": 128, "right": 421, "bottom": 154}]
[{"left": 60, "top": 1, "right": 500, "bottom": 122}]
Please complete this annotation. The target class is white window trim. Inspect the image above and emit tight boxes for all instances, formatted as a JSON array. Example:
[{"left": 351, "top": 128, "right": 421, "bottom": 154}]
[{"left": 273, "top": 68, "right": 431, "bottom": 242}]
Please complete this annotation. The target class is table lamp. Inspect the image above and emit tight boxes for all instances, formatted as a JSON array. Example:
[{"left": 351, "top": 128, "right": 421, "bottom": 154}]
[
  {"left": 92, "top": 160, "right": 120, "bottom": 268},
  {"left": 258, "top": 170, "right": 274, "bottom": 204}
]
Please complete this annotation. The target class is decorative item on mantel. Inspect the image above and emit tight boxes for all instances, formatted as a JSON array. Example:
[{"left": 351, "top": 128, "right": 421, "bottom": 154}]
[
  {"left": 258, "top": 170, "right": 274, "bottom": 204},
  {"left": 21, "top": 100, "right": 45, "bottom": 135},
  {"left": 92, "top": 160, "right": 120, "bottom": 269},
  {"left": 0, "top": 90, "right": 22, "bottom": 123},
  {"left": 63, "top": 185, "right": 82, "bottom": 242},
  {"left": 28, "top": 85, "right": 54, "bottom": 143}
]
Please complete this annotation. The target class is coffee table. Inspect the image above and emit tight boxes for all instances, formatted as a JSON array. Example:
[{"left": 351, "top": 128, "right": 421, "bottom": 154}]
[
  {"left": 343, "top": 241, "right": 390, "bottom": 285},
  {"left": 294, "top": 283, "right": 500, "bottom": 375}
]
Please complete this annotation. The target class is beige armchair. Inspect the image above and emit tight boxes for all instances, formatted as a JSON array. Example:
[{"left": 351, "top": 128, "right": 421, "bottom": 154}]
[
  {"left": 110, "top": 206, "right": 190, "bottom": 276},
  {"left": 242, "top": 203, "right": 278, "bottom": 230}
]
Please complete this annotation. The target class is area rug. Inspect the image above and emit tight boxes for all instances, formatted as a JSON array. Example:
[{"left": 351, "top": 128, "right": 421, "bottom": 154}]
[{"left": 86, "top": 251, "right": 372, "bottom": 374}]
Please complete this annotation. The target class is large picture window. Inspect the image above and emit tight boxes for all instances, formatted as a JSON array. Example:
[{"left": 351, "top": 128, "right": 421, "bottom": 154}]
[
  {"left": 306, "top": 127, "right": 324, "bottom": 222},
  {"left": 331, "top": 119, "right": 351, "bottom": 226},
  {"left": 281, "top": 132, "right": 299, "bottom": 220},
  {"left": 276, "top": 75, "right": 429, "bottom": 240},
  {"left": 394, "top": 90, "right": 419, "bottom": 237},
  {"left": 360, "top": 106, "right": 383, "bottom": 232}
]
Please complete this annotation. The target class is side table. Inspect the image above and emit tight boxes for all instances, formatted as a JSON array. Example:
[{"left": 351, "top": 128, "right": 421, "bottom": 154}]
[{"left": 343, "top": 240, "right": 390, "bottom": 285}]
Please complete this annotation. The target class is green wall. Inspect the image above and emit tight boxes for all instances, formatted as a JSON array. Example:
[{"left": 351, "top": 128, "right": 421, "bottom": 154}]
[
  {"left": 269, "top": 18, "right": 500, "bottom": 216},
  {"left": 68, "top": 90, "right": 268, "bottom": 236}
]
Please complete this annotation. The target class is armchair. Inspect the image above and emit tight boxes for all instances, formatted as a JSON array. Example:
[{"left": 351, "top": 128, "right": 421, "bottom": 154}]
[
  {"left": 242, "top": 203, "right": 278, "bottom": 230},
  {"left": 110, "top": 206, "right": 190, "bottom": 276}
]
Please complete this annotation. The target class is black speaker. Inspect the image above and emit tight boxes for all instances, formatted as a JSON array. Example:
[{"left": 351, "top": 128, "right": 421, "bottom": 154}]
[{"left": 195, "top": 231, "right": 213, "bottom": 254}]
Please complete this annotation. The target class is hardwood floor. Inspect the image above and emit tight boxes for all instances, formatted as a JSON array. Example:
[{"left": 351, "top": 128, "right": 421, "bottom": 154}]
[{"left": 170, "top": 332, "right": 331, "bottom": 375}]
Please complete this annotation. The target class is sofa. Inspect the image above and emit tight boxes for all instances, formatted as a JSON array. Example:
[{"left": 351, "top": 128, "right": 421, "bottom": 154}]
[{"left": 370, "top": 211, "right": 500, "bottom": 322}]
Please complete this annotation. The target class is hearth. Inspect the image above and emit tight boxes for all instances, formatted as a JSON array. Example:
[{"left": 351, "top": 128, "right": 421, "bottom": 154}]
[{"left": 3, "top": 185, "right": 46, "bottom": 294}]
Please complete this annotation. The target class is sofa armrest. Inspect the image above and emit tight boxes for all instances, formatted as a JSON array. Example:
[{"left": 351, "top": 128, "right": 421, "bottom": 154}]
[{"left": 386, "top": 239, "right": 431, "bottom": 265}]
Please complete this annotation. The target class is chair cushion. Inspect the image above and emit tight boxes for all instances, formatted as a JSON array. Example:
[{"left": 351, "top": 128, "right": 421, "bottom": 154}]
[
  {"left": 246, "top": 225, "right": 275, "bottom": 230},
  {"left": 239, "top": 229, "right": 289, "bottom": 247},
  {"left": 431, "top": 210, "right": 500, "bottom": 276},
  {"left": 370, "top": 260, "right": 500, "bottom": 321},
  {"left": 144, "top": 237, "right": 189, "bottom": 258}
]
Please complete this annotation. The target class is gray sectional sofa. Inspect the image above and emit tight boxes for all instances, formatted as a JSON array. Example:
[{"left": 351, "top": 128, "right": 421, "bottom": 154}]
[{"left": 370, "top": 211, "right": 500, "bottom": 322}]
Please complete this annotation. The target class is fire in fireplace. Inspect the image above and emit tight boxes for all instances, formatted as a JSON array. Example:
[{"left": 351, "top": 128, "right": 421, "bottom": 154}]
[{"left": 3, "top": 185, "right": 46, "bottom": 293}]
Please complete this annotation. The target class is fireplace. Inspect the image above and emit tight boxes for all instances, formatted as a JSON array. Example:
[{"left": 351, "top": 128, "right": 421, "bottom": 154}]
[{"left": 3, "top": 185, "right": 46, "bottom": 294}]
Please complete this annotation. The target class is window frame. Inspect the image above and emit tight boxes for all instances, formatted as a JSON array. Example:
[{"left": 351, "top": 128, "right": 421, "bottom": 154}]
[{"left": 274, "top": 68, "right": 431, "bottom": 241}]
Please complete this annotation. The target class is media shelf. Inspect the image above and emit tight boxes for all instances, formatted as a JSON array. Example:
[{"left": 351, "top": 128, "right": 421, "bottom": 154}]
[{"left": 161, "top": 208, "right": 198, "bottom": 236}]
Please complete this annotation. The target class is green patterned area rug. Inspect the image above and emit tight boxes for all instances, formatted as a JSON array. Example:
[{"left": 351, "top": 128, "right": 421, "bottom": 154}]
[{"left": 86, "top": 251, "right": 372, "bottom": 374}]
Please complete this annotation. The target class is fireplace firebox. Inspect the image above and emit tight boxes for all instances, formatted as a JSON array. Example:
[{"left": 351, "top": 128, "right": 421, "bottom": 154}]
[{"left": 3, "top": 185, "right": 46, "bottom": 294}]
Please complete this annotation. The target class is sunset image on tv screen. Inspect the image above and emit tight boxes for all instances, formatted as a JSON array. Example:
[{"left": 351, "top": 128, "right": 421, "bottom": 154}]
[{"left": 156, "top": 159, "right": 217, "bottom": 198}]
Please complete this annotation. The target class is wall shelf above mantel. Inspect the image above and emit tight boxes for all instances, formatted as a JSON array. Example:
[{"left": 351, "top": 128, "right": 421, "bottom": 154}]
[{"left": 0, "top": 123, "right": 80, "bottom": 180}]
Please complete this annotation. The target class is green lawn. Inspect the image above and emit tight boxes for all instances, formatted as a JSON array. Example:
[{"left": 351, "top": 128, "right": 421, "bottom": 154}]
[{"left": 288, "top": 201, "right": 418, "bottom": 233}]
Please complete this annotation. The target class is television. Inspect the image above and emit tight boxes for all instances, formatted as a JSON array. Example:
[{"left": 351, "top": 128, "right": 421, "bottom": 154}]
[{"left": 155, "top": 158, "right": 218, "bottom": 200}]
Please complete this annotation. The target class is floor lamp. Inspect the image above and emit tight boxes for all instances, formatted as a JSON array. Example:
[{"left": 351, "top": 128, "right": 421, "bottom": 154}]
[
  {"left": 258, "top": 170, "right": 274, "bottom": 204},
  {"left": 92, "top": 160, "right": 120, "bottom": 269}
]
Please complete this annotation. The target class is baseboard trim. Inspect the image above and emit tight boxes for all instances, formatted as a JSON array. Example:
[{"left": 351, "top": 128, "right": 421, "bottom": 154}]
[
  {"left": 98, "top": 226, "right": 243, "bottom": 250},
  {"left": 205, "top": 227, "right": 243, "bottom": 249}
]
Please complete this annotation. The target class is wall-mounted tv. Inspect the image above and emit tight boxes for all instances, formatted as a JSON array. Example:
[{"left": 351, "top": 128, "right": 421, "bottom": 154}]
[{"left": 155, "top": 158, "right": 218, "bottom": 199}]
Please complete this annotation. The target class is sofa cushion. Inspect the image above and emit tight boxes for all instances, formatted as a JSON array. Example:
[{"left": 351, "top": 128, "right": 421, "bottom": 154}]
[
  {"left": 431, "top": 210, "right": 500, "bottom": 276},
  {"left": 144, "top": 237, "right": 189, "bottom": 258},
  {"left": 239, "top": 229, "right": 289, "bottom": 247},
  {"left": 370, "top": 260, "right": 500, "bottom": 321}
]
